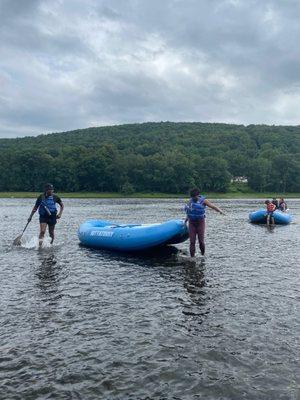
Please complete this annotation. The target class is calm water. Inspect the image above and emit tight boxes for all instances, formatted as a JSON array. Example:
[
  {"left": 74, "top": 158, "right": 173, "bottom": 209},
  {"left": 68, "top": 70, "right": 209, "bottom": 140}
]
[{"left": 0, "top": 198, "right": 299, "bottom": 400}]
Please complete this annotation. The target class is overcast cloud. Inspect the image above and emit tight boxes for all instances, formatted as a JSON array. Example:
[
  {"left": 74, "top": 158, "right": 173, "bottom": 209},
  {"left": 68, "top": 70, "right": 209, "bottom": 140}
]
[{"left": 1, "top": 0, "right": 300, "bottom": 137}]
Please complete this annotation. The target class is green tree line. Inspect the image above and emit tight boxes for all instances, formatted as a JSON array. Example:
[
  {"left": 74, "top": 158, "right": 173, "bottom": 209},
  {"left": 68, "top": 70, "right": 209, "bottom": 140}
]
[{"left": 0, "top": 122, "right": 299, "bottom": 193}]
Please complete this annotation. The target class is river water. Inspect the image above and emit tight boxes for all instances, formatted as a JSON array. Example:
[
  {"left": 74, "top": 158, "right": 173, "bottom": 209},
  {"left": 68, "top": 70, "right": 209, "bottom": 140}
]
[{"left": 0, "top": 198, "right": 299, "bottom": 400}]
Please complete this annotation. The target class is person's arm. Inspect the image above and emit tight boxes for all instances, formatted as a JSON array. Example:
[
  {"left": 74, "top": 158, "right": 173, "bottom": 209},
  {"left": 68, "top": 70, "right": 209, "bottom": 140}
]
[
  {"left": 55, "top": 196, "right": 64, "bottom": 219},
  {"left": 57, "top": 202, "right": 64, "bottom": 219},
  {"left": 204, "top": 199, "right": 224, "bottom": 214},
  {"left": 28, "top": 196, "right": 41, "bottom": 222},
  {"left": 183, "top": 202, "right": 189, "bottom": 224}
]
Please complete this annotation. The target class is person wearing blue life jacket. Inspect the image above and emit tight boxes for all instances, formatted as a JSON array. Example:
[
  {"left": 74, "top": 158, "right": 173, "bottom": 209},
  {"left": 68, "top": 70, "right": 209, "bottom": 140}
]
[
  {"left": 28, "top": 183, "right": 64, "bottom": 246},
  {"left": 184, "top": 188, "right": 224, "bottom": 257}
]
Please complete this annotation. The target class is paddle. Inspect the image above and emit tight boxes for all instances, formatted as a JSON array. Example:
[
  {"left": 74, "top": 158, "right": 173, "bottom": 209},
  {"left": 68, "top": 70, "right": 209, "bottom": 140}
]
[{"left": 13, "top": 220, "right": 31, "bottom": 246}]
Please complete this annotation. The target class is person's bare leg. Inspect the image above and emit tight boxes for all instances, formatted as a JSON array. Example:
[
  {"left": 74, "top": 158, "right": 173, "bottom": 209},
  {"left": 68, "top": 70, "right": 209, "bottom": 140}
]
[
  {"left": 39, "top": 223, "right": 47, "bottom": 247},
  {"left": 48, "top": 225, "right": 55, "bottom": 244},
  {"left": 189, "top": 222, "right": 197, "bottom": 257},
  {"left": 197, "top": 219, "right": 206, "bottom": 256}
]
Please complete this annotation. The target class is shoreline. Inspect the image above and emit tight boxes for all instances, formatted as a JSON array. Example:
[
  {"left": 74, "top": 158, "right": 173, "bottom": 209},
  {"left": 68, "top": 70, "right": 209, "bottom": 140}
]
[{"left": 0, "top": 192, "right": 299, "bottom": 199}]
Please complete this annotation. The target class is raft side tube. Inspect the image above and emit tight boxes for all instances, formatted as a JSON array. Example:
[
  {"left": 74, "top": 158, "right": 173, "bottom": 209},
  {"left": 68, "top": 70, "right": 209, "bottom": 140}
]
[
  {"left": 78, "top": 219, "right": 188, "bottom": 251},
  {"left": 249, "top": 209, "right": 292, "bottom": 225}
]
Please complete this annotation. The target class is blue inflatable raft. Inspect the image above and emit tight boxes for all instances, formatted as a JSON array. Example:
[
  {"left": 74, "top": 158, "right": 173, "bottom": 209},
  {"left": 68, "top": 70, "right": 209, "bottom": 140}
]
[
  {"left": 249, "top": 209, "right": 292, "bottom": 225},
  {"left": 78, "top": 219, "right": 188, "bottom": 251}
]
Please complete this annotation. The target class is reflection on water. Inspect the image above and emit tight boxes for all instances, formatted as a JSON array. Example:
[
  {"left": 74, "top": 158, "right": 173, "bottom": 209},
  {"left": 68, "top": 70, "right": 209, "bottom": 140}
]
[
  {"left": 33, "top": 252, "right": 64, "bottom": 328},
  {"left": 182, "top": 260, "right": 210, "bottom": 335},
  {"left": 82, "top": 243, "right": 181, "bottom": 266},
  {"left": 0, "top": 198, "right": 299, "bottom": 400},
  {"left": 183, "top": 259, "right": 206, "bottom": 305},
  {"left": 36, "top": 252, "right": 59, "bottom": 292},
  {"left": 266, "top": 224, "right": 276, "bottom": 233}
]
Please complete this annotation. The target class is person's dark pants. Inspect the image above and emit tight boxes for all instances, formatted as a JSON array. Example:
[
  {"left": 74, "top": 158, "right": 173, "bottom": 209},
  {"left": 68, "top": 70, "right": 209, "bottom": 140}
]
[
  {"left": 39, "top": 213, "right": 57, "bottom": 244},
  {"left": 39, "top": 213, "right": 57, "bottom": 226},
  {"left": 188, "top": 219, "right": 205, "bottom": 256}
]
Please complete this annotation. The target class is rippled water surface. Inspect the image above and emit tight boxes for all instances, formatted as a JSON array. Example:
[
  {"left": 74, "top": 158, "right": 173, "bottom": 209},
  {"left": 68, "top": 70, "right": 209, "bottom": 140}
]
[{"left": 0, "top": 198, "right": 299, "bottom": 400}]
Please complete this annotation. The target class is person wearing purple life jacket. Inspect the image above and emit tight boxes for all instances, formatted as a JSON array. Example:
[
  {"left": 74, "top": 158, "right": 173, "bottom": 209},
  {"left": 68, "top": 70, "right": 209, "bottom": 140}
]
[
  {"left": 184, "top": 188, "right": 224, "bottom": 257},
  {"left": 279, "top": 198, "right": 287, "bottom": 212}
]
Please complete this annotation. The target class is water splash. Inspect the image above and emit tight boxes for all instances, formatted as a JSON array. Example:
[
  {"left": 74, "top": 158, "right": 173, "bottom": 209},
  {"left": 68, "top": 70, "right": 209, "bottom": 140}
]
[{"left": 20, "top": 236, "right": 52, "bottom": 250}]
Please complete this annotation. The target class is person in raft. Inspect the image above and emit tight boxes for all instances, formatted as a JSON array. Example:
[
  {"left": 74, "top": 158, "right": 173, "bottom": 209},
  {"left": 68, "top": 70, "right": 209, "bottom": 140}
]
[
  {"left": 265, "top": 200, "right": 276, "bottom": 225},
  {"left": 184, "top": 188, "right": 224, "bottom": 257},
  {"left": 279, "top": 198, "right": 287, "bottom": 212},
  {"left": 28, "top": 183, "right": 64, "bottom": 246},
  {"left": 272, "top": 197, "right": 279, "bottom": 210}
]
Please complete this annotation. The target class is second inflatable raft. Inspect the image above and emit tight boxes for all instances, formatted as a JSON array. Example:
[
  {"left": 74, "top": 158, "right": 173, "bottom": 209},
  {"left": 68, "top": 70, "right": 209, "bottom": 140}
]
[{"left": 249, "top": 209, "right": 292, "bottom": 225}]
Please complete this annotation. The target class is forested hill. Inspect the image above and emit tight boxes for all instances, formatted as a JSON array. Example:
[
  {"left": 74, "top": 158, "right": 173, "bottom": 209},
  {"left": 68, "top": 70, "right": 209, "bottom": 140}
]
[{"left": 0, "top": 122, "right": 299, "bottom": 193}]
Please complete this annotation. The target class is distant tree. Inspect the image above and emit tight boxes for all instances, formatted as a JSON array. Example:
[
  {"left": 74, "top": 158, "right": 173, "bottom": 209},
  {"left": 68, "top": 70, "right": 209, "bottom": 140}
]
[
  {"left": 0, "top": 122, "right": 299, "bottom": 193},
  {"left": 196, "top": 156, "right": 231, "bottom": 192},
  {"left": 269, "top": 154, "right": 300, "bottom": 192},
  {"left": 247, "top": 158, "right": 272, "bottom": 192},
  {"left": 226, "top": 151, "right": 248, "bottom": 177},
  {"left": 120, "top": 181, "right": 135, "bottom": 194}
]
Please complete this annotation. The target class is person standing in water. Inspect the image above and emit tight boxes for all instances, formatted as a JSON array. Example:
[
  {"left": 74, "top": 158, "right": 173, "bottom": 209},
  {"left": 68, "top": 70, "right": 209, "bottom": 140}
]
[
  {"left": 265, "top": 200, "right": 276, "bottom": 226},
  {"left": 28, "top": 183, "right": 64, "bottom": 246},
  {"left": 184, "top": 188, "right": 224, "bottom": 257}
]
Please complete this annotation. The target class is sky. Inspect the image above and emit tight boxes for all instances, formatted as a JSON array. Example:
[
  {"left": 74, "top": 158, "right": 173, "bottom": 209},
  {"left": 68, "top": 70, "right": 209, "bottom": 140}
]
[{"left": 1, "top": 0, "right": 300, "bottom": 138}]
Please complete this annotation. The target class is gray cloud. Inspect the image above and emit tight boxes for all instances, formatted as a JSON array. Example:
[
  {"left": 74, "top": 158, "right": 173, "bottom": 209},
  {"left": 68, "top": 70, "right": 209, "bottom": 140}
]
[{"left": 1, "top": 0, "right": 300, "bottom": 138}]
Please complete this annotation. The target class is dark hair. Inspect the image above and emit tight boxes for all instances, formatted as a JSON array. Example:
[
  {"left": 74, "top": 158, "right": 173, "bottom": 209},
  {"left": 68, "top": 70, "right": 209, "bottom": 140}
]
[
  {"left": 265, "top": 200, "right": 270, "bottom": 204},
  {"left": 190, "top": 188, "right": 200, "bottom": 198},
  {"left": 44, "top": 183, "right": 54, "bottom": 191}
]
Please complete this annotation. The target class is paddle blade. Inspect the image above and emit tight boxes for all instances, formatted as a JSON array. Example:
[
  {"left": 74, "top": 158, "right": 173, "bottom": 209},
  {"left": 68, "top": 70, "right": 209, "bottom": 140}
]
[
  {"left": 13, "top": 235, "right": 22, "bottom": 246},
  {"left": 13, "top": 220, "right": 31, "bottom": 246}
]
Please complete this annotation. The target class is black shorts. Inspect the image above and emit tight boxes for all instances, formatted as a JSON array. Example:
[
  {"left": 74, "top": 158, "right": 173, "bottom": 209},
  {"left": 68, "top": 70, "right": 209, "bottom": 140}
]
[{"left": 39, "top": 213, "right": 57, "bottom": 226}]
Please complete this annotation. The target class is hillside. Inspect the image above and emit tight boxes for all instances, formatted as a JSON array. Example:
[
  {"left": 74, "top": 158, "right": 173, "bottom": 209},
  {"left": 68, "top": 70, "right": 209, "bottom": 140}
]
[{"left": 0, "top": 122, "right": 299, "bottom": 193}]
